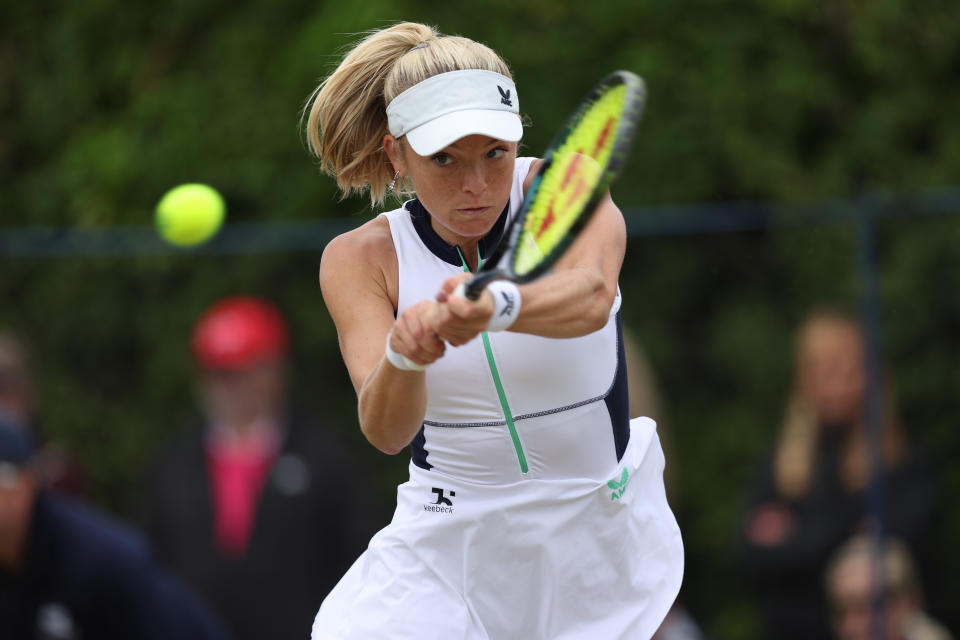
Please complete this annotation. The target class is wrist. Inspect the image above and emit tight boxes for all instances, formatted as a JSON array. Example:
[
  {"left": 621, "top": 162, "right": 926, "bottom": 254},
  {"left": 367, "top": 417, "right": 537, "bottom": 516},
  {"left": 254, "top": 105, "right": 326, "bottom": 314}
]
[
  {"left": 384, "top": 330, "right": 427, "bottom": 371},
  {"left": 485, "top": 281, "right": 522, "bottom": 332}
]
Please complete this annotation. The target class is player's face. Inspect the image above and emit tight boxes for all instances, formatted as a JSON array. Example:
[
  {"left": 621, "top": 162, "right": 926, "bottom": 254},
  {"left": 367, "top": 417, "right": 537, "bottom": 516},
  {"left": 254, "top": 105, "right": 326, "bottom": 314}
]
[{"left": 388, "top": 134, "right": 516, "bottom": 247}]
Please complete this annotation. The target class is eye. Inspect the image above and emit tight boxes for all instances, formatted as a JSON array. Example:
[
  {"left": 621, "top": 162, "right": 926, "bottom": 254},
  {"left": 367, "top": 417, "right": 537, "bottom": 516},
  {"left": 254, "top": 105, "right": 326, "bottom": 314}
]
[
  {"left": 432, "top": 153, "right": 452, "bottom": 166},
  {"left": 487, "top": 147, "right": 508, "bottom": 159}
]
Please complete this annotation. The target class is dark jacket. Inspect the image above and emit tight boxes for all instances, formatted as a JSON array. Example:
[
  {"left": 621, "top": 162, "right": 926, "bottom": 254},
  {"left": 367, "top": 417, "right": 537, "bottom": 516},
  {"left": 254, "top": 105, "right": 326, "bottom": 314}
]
[
  {"left": 143, "top": 419, "right": 386, "bottom": 640},
  {"left": 740, "top": 432, "right": 938, "bottom": 640},
  {"left": 0, "top": 491, "right": 231, "bottom": 640}
]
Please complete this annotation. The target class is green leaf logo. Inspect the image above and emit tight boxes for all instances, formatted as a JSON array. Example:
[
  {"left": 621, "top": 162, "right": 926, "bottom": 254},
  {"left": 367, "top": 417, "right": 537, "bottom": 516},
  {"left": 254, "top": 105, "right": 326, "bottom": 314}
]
[{"left": 607, "top": 468, "right": 630, "bottom": 501}]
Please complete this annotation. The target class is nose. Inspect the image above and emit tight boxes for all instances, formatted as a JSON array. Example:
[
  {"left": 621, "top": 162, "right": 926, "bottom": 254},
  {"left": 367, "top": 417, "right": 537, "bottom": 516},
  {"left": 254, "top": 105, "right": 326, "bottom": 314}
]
[{"left": 462, "top": 162, "right": 487, "bottom": 195}]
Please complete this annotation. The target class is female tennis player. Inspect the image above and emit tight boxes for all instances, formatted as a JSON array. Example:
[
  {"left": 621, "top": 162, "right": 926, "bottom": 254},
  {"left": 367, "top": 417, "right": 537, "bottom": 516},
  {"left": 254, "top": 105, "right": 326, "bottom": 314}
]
[{"left": 304, "top": 22, "right": 683, "bottom": 639}]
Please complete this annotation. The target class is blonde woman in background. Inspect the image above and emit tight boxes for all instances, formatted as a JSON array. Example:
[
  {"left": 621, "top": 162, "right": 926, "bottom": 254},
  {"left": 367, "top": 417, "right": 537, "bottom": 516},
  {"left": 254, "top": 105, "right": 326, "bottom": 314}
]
[
  {"left": 825, "top": 534, "right": 952, "bottom": 640},
  {"left": 303, "top": 22, "right": 683, "bottom": 640},
  {"left": 740, "top": 308, "right": 939, "bottom": 639}
]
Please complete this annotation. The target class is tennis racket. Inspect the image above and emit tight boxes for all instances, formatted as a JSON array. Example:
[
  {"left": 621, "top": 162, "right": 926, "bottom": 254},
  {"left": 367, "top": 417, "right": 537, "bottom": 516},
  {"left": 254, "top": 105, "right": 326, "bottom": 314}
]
[{"left": 456, "top": 70, "right": 647, "bottom": 300}]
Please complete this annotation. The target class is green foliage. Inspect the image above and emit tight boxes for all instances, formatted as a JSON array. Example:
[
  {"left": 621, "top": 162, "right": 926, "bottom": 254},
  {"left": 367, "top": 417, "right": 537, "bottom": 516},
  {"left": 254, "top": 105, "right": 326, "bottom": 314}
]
[{"left": 2, "top": 1, "right": 959, "bottom": 637}]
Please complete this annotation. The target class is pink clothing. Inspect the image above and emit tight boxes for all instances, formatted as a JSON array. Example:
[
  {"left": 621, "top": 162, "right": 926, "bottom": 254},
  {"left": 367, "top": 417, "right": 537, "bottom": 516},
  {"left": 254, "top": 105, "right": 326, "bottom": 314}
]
[{"left": 205, "top": 423, "right": 279, "bottom": 556}]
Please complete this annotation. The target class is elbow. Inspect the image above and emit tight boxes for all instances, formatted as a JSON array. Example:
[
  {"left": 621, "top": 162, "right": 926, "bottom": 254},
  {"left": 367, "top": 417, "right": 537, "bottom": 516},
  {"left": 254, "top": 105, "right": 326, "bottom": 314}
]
[
  {"left": 357, "top": 380, "right": 425, "bottom": 456},
  {"left": 373, "top": 441, "right": 406, "bottom": 456},
  {"left": 581, "top": 278, "right": 615, "bottom": 333},
  {"left": 360, "top": 421, "right": 413, "bottom": 456},
  {"left": 582, "top": 305, "right": 610, "bottom": 334}
]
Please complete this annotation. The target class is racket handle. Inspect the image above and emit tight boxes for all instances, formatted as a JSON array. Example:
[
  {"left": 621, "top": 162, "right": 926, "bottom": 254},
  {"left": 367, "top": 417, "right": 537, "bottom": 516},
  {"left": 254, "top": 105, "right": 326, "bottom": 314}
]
[{"left": 458, "top": 271, "right": 502, "bottom": 301}]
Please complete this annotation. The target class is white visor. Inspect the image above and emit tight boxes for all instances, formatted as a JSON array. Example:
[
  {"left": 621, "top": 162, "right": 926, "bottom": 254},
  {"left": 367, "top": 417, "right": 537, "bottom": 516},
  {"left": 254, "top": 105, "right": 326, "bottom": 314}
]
[{"left": 386, "top": 69, "right": 522, "bottom": 156}]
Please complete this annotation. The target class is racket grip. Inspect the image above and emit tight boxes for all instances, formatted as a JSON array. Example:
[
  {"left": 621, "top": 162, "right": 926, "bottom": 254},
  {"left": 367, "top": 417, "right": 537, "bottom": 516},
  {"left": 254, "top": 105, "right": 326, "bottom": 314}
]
[{"left": 459, "top": 272, "right": 500, "bottom": 301}]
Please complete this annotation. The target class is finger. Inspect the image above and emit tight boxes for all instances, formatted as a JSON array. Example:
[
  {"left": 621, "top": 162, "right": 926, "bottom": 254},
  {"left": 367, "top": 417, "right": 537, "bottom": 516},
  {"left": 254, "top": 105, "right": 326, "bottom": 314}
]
[
  {"left": 393, "top": 326, "right": 445, "bottom": 367},
  {"left": 445, "top": 288, "right": 494, "bottom": 323},
  {"left": 408, "top": 307, "right": 447, "bottom": 360},
  {"left": 434, "top": 314, "right": 485, "bottom": 346},
  {"left": 394, "top": 306, "right": 443, "bottom": 363},
  {"left": 436, "top": 273, "right": 471, "bottom": 302}
]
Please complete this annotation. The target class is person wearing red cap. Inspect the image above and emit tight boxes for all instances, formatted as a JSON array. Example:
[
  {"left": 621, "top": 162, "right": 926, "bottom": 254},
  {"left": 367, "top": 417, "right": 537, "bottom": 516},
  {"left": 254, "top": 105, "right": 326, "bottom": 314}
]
[{"left": 142, "top": 296, "right": 383, "bottom": 640}]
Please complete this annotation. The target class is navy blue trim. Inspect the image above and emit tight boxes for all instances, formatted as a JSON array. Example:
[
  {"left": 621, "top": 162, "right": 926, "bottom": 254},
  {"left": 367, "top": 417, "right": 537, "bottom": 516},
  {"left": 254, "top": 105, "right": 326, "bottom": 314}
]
[
  {"left": 406, "top": 199, "right": 509, "bottom": 268},
  {"left": 410, "top": 425, "right": 432, "bottom": 470},
  {"left": 605, "top": 311, "right": 631, "bottom": 461}
]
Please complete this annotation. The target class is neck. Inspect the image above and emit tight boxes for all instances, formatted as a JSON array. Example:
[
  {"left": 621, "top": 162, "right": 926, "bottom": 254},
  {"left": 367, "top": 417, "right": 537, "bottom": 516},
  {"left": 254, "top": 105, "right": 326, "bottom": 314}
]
[
  {"left": 407, "top": 199, "right": 510, "bottom": 271},
  {"left": 456, "top": 242, "right": 481, "bottom": 272}
]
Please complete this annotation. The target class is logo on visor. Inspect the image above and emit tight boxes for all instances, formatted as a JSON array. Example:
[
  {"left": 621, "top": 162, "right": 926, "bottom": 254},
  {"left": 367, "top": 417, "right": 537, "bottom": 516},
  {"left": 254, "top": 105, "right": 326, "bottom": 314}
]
[{"left": 498, "top": 86, "right": 512, "bottom": 107}]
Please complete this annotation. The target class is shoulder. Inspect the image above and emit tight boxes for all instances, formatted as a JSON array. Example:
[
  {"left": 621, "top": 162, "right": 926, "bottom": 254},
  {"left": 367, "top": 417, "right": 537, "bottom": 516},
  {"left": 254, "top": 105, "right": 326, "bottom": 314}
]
[
  {"left": 149, "top": 427, "right": 206, "bottom": 478},
  {"left": 43, "top": 493, "right": 151, "bottom": 565},
  {"left": 321, "top": 215, "right": 393, "bottom": 269},
  {"left": 320, "top": 214, "right": 399, "bottom": 310}
]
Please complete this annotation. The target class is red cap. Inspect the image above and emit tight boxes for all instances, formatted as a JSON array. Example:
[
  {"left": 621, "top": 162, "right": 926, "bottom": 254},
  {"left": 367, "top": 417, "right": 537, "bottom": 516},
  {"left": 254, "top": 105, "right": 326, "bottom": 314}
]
[{"left": 191, "top": 297, "right": 289, "bottom": 370}]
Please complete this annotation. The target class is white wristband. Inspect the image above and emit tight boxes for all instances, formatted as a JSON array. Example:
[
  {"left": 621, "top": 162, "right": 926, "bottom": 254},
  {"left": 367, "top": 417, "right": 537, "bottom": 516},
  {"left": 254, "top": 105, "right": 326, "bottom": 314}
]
[
  {"left": 485, "top": 281, "right": 522, "bottom": 332},
  {"left": 384, "top": 330, "right": 427, "bottom": 371}
]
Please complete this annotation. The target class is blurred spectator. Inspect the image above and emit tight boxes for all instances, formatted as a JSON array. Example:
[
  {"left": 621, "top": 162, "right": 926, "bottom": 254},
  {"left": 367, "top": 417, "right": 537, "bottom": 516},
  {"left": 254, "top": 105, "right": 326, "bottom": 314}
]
[
  {"left": 740, "top": 308, "right": 938, "bottom": 639},
  {"left": 0, "top": 330, "right": 85, "bottom": 495},
  {"left": 143, "top": 296, "right": 384, "bottom": 640},
  {"left": 0, "top": 412, "right": 230, "bottom": 640},
  {"left": 825, "top": 534, "right": 952, "bottom": 640},
  {"left": 654, "top": 605, "right": 708, "bottom": 640}
]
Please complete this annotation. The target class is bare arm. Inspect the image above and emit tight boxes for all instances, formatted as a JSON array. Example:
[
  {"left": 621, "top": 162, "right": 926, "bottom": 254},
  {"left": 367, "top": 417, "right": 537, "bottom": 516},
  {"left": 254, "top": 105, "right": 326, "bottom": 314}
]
[
  {"left": 319, "top": 218, "right": 444, "bottom": 454},
  {"left": 509, "top": 191, "right": 625, "bottom": 336}
]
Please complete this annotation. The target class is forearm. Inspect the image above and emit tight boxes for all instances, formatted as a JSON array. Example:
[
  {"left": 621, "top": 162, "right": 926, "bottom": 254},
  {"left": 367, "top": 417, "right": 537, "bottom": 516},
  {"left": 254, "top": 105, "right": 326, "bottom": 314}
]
[
  {"left": 510, "top": 267, "right": 616, "bottom": 338},
  {"left": 508, "top": 193, "right": 624, "bottom": 338},
  {"left": 357, "top": 358, "right": 428, "bottom": 454}
]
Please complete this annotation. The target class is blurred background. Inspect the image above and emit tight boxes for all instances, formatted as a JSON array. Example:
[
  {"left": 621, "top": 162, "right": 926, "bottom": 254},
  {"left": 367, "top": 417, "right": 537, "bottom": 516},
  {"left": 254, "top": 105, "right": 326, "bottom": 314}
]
[{"left": 2, "top": 1, "right": 958, "bottom": 638}]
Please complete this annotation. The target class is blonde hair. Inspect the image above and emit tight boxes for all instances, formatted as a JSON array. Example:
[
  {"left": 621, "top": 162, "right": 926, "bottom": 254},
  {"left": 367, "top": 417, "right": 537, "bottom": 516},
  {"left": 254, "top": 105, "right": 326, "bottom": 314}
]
[
  {"left": 825, "top": 534, "right": 919, "bottom": 597},
  {"left": 774, "top": 309, "right": 904, "bottom": 499},
  {"left": 303, "top": 22, "right": 513, "bottom": 206}
]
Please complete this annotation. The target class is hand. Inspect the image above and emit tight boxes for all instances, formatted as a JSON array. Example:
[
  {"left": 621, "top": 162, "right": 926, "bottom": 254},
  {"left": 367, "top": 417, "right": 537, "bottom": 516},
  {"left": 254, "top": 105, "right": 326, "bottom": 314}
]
[
  {"left": 433, "top": 274, "right": 495, "bottom": 346},
  {"left": 389, "top": 300, "right": 446, "bottom": 367},
  {"left": 745, "top": 502, "right": 794, "bottom": 547}
]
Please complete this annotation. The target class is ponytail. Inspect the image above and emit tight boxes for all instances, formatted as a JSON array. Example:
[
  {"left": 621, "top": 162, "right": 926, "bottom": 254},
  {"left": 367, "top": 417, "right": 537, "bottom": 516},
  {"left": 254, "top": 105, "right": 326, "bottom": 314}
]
[{"left": 303, "top": 22, "right": 511, "bottom": 207}]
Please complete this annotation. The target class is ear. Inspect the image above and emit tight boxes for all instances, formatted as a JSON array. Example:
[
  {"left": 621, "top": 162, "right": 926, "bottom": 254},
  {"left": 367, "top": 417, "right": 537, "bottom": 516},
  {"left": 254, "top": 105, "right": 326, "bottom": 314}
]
[{"left": 383, "top": 135, "right": 406, "bottom": 175}]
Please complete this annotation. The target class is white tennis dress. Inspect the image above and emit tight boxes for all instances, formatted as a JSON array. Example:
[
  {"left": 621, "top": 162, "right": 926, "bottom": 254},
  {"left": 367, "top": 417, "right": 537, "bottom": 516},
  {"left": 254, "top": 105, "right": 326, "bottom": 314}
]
[{"left": 312, "top": 157, "right": 683, "bottom": 639}]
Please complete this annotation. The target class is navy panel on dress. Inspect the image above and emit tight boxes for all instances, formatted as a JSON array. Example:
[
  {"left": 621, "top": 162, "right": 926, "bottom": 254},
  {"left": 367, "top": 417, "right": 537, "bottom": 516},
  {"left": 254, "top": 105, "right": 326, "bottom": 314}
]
[
  {"left": 410, "top": 425, "right": 432, "bottom": 470},
  {"left": 604, "top": 311, "right": 631, "bottom": 461}
]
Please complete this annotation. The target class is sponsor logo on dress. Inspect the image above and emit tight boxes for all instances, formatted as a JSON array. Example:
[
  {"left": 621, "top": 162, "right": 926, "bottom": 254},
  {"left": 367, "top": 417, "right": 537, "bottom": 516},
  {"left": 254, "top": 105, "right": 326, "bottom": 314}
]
[
  {"left": 607, "top": 468, "right": 630, "bottom": 501},
  {"left": 424, "top": 487, "right": 456, "bottom": 514}
]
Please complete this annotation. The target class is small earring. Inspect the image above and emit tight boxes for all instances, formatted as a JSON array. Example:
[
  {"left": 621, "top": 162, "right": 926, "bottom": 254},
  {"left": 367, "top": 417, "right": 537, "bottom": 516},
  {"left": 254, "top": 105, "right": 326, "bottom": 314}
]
[{"left": 389, "top": 170, "right": 400, "bottom": 190}]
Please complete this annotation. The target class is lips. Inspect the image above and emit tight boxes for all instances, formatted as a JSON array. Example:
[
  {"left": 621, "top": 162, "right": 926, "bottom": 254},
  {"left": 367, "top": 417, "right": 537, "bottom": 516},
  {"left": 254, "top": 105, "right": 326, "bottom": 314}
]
[{"left": 457, "top": 206, "right": 490, "bottom": 215}]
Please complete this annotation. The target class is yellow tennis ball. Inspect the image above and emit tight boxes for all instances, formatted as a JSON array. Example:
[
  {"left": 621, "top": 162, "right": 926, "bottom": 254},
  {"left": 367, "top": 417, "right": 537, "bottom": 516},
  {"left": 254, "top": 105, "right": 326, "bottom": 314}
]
[{"left": 155, "top": 183, "right": 226, "bottom": 247}]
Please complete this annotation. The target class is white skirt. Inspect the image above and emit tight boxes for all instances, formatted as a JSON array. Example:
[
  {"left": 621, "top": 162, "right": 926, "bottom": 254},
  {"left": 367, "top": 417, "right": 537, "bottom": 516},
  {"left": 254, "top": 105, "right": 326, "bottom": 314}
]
[{"left": 312, "top": 418, "right": 683, "bottom": 640}]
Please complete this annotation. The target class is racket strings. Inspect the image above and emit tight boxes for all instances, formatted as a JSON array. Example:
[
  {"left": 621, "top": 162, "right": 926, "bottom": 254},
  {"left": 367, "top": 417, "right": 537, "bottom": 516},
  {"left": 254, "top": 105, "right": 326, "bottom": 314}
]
[{"left": 514, "top": 84, "right": 628, "bottom": 275}]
